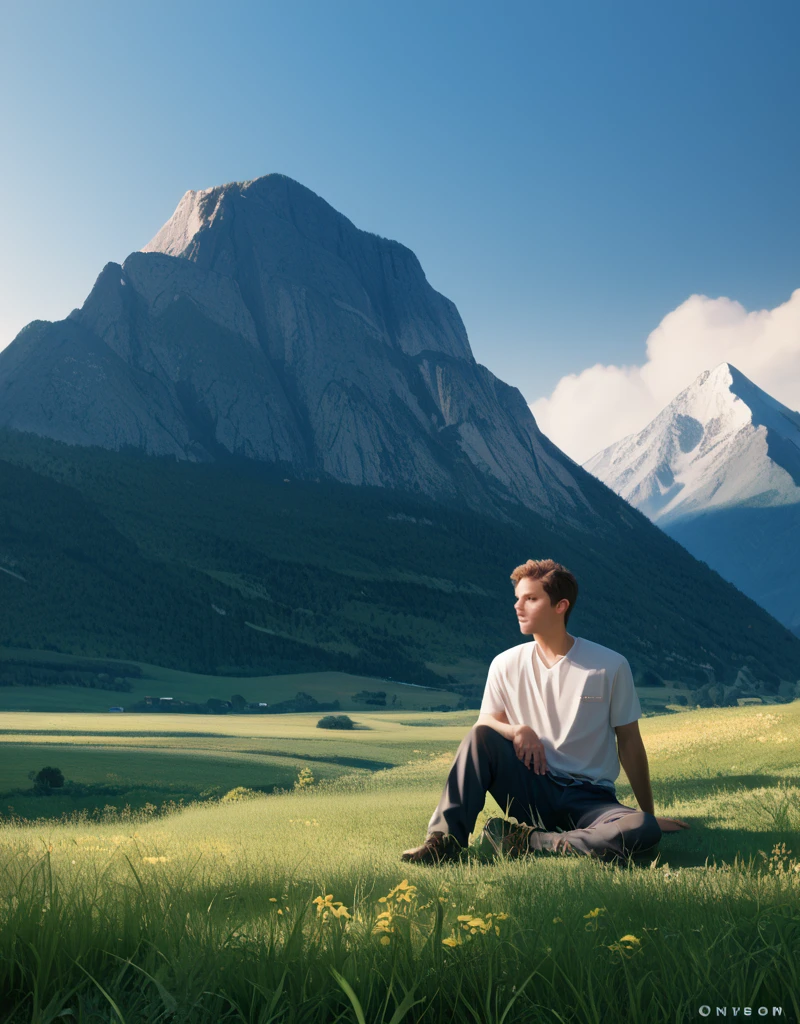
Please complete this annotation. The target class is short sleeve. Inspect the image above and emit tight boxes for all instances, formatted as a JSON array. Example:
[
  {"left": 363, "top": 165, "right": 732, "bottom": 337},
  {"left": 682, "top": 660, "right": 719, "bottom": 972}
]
[
  {"left": 609, "top": 657, "right": 642, "bottom": 728},
  {"left": 479, "top": 657, "right": 506, "bottom": 716}
]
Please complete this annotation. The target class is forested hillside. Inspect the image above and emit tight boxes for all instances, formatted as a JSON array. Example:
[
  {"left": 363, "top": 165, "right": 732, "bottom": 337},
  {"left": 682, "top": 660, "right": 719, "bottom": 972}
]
[{"left": 1, "top": 429, "right": 799, "bottom": 703}]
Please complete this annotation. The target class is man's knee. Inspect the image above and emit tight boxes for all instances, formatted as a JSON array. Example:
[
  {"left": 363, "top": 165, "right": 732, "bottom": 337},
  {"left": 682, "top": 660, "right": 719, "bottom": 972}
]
[
  {"left": 471, "top": 723, "right": 510, "bottom": 749},
  {"left": 464, "top": 724, "right": 516, "bottom": 763},
  {"left": 641, "top": 812, "right": 662, "bottom": 848},
  {"left": 620, "top": 811, "right": 662, "bottom": 853}
]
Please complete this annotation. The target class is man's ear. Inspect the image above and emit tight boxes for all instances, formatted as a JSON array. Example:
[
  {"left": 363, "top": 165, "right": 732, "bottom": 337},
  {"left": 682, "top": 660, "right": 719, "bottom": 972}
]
[{"left": 556, "top": 599, "right": 570, "bottom": 617}]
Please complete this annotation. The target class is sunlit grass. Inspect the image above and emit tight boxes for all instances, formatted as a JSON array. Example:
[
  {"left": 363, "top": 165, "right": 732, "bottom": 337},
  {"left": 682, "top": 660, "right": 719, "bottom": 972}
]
[
  {"left": 0, "top": 711, "right": 474, "bottom": 820},
  {"left": 1, "top": 704, "right": 799, "bottom": 1020}
]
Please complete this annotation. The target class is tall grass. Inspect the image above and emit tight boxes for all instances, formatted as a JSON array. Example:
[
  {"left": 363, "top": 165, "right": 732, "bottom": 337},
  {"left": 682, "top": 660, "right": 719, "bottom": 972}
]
[
  {"left": 1, "top": 705, "right": 800, "bottom": 1021},
  {"left": 1, "top": 827, "right": 798, "bottom": 1021}
]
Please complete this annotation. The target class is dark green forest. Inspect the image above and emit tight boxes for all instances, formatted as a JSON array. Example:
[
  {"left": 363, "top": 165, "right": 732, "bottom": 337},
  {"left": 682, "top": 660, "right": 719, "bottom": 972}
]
[{"left": 1, "top": 429, "right": 799, "bottom": 703}]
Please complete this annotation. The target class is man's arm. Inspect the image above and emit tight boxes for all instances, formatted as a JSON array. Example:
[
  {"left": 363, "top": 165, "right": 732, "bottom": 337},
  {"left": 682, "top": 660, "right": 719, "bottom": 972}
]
[
  {"left": 615, "top": 721, "right": 690, "bottom": 830},
  {"left": 614, "top": 721, "right": 654, "bottom": 815}
]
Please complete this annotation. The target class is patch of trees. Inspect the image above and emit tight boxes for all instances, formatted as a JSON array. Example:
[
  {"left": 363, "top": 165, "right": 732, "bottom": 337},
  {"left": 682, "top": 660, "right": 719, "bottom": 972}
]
[
  {"left": 0, "top": 661, "right": 134, "bottom": 691},
  {"left": 317, "top": 714, "right": 355, "bottom": 730},
  {"left": 3, "top": 657, "right": 141, "bottom": 677},
  {"left": 252, "top": 692, "right": 340, "bottom": 714},
  {"left": 352, "top": 690, "right": 387, "bottom": 706},
  {"left": 692, "top": 680, "right": 794, "bottom": 708},
  {"left": 128, "top": 697, "right": 228, "bottom": 714},
  {"left": 27, "top": 766, "right": 65, "bottom": 792},
  {"left": 634, "top": 669, "right": 666, "bottom": 687},
  {"left": 127, "top": 692, "right": 341, "bottom": 715}
]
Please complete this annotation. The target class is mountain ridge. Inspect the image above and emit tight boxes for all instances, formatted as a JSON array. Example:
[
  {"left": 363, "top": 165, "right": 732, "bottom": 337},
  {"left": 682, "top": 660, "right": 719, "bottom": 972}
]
[{"left": 0, "top": 173, "right": 590, "bottom": 524}]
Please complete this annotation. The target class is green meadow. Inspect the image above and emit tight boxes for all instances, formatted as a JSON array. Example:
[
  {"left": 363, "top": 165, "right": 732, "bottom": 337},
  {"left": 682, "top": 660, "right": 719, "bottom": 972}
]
[
  {"left": 0, "top": 709, "right": 472, "bottom": 820},
  {"left": 1, "top": 702, "right": 799, "bottom": 1022}
]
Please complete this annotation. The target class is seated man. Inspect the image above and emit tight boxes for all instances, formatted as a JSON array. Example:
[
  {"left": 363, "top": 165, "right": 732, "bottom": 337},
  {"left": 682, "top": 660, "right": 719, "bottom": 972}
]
[{"left": 402, "top": 558, "right": 689, "bottom": 864}]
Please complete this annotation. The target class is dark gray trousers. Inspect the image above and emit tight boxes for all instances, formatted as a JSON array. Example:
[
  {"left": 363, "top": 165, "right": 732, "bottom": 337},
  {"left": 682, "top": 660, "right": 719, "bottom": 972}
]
[{"left": 427, "top": 724, "right": 662, "bottom": 862}]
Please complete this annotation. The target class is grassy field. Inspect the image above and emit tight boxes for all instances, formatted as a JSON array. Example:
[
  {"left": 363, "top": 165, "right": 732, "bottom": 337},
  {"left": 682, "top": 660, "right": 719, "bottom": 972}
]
[
  {"left": 1, "top": 703, "right": 799, "bottom": 1021},
  {"left": 0, "top": 710, "right": 474, "bottom": 819}
]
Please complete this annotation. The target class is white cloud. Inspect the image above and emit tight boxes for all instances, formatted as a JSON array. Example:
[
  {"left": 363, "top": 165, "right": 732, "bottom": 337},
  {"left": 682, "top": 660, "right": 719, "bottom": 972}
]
[{"left": 530, "top": 289, "right": 800, "bottom": 464}]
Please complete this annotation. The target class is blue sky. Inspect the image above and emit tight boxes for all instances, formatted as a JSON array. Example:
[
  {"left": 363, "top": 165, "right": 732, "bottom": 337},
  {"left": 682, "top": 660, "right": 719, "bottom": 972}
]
[{"left": 2, "top": 0, "right": 799, "bottom": 406}]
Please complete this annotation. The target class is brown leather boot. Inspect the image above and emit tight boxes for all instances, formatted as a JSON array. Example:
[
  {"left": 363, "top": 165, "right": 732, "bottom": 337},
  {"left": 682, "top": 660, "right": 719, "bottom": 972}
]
[
  {"left": 400, "top": 831, "right": 462, "bottom": 864},
  {"left": 481, "top": 817, "right": 536, "bottom": 858},
  {"left": 482, "top": 817, "right": 576, "bottom": 859}
]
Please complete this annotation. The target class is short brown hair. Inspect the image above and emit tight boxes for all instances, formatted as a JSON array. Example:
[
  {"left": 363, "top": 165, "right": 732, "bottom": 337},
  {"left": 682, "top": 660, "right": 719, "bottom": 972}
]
[{"left": 510, "top": 559, "right": 578, "bottom": 626}]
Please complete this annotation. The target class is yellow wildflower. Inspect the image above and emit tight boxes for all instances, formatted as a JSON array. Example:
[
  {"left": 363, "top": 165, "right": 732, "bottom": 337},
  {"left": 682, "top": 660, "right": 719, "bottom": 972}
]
[
  {"left": 372, "top": 908, "right": 394, "bottom": 937},
  {"left": 312, "top": 893, "right": 350, "bottom": 922},
  {"left": 584, "top": 906, "right": 607, "bottom": 931},
  {"left": 386, "top": 879, "right": 418, "bottom": 903},
  {"left": 607, "top": 933, "right": 641, "bottom": 957}
]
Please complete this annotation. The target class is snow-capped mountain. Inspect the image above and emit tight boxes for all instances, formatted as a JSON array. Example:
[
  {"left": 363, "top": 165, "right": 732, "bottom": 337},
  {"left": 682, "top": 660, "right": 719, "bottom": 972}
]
[
  {"left": 585, "top": 362, "right": 800, "bottom": 523},
  {"left": 0, "top": 174, "right": 590, "bottom": 522},
  {"left": 585, "top": 362, "right": 800, "bottom": 634}
]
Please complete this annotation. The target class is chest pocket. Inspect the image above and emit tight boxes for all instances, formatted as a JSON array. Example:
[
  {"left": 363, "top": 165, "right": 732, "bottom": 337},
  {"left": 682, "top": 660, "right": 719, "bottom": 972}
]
[{"left": 578, "top": 671, "right": 607, "bottom": 704}]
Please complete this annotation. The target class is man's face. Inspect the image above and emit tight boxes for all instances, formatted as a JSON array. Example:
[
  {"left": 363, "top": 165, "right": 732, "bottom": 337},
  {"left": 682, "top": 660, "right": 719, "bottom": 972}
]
[{"left": 513, "top": 577, "right": 567, "bottom": 635}]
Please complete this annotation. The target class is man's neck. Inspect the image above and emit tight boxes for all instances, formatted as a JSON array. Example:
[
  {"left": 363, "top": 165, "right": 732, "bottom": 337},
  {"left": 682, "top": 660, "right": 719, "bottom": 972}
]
[{"left": 533, "top": 631, "right": 575, "bottom": 666}]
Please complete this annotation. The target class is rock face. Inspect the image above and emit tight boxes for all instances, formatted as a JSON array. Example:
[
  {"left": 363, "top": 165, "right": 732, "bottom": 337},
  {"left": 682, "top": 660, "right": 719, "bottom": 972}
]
[
  {"left": 0, "top": 174, "right": 589, "bottom": 521},
  {"left": 584, "top": 363, "right": 800, "bottom": 633}
]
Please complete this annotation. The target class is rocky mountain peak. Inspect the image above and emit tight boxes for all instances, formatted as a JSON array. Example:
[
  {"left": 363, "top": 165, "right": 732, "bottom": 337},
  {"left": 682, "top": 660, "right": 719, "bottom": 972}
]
[
  {"left": 141, "top": 173, "right": 470, "bottom": 362},
  {"left": 143, "top": 175, "right": 337, "bottom": 259},
  {"left": 0, "top": 174, "right": 593, "bottom": 522}
]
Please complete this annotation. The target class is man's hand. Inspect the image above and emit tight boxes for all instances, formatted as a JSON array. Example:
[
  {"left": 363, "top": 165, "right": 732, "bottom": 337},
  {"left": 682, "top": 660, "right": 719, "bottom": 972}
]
[
  {"left": 513, "top": 725, "right": 548, "bottom": 773},
  {"left": 655, "top": 816, "right": 690, "bottom": 832}
]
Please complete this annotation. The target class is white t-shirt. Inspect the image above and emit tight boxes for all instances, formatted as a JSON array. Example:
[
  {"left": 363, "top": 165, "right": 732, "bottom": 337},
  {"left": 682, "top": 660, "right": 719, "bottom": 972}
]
[{"left": 478, "top": 636, "right": 641, "bottom": 793}]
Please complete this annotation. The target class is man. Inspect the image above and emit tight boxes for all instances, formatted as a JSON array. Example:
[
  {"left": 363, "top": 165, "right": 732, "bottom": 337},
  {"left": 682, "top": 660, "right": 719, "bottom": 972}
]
[{"left": 401, "top": 558, "right": 689, "bottom": 864}]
